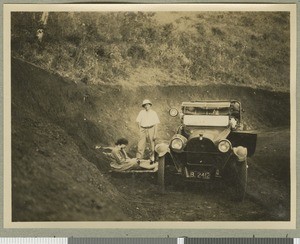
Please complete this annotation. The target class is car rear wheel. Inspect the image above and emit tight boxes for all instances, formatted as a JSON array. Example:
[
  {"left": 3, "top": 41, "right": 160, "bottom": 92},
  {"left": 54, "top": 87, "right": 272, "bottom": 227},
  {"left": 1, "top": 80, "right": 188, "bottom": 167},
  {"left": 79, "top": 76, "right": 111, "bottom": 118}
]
[
  {"left": 157, "top": 156, "right": 166, "bottom": 193},
  {"left": 234, "top": 159, "right": 248, "bottom": 201}
]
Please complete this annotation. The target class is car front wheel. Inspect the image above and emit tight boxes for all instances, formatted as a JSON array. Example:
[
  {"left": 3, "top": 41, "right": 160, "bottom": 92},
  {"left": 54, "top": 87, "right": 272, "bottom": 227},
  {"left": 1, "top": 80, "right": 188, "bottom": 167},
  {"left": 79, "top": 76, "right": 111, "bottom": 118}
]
[
  {"left": 234, "top": 159, "right": 248, "bottom": 201},
  {"left": 157, "top": 156, "right": 166, "bottom": 193}
]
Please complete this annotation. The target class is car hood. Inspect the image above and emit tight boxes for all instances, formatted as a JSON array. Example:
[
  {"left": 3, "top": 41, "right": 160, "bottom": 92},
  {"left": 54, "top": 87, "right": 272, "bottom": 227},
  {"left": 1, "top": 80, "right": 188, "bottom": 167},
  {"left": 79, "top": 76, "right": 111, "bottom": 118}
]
[{"left": 187, "top": 127, "right": 231, "bottom": 143}]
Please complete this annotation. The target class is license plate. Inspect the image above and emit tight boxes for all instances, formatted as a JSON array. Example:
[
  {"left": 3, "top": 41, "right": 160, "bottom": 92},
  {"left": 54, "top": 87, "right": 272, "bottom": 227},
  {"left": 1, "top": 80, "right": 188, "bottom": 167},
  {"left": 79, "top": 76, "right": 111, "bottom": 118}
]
[{"left": 189, "top": 171, "right": 211, "bottom": 179}]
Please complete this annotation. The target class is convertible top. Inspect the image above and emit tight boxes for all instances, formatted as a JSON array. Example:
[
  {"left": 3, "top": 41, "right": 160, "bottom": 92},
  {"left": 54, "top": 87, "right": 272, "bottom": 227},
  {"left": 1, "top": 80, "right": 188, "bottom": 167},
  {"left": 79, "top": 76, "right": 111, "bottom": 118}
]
[{"left": 182, "top": 101, "right": 231, "bottom": 108}]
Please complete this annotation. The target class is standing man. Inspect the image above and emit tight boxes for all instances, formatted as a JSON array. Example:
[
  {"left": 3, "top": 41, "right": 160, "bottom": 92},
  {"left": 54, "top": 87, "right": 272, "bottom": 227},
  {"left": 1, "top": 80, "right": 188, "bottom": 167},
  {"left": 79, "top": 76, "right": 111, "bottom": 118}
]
[{"left": 136, "top": 99, "right": 160, "bottom": 163}]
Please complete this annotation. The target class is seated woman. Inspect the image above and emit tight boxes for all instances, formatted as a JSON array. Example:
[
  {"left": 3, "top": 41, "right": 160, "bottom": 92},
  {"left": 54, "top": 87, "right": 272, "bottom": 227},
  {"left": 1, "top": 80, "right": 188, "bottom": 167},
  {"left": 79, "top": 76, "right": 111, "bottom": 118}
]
[{"left": 110, "top": 138, "right": 158, "bottom": 172}]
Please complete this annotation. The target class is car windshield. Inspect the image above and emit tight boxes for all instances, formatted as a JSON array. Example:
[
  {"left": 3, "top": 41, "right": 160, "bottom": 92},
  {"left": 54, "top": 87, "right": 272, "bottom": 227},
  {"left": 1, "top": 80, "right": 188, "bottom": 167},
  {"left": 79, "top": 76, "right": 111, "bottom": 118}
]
[
  {"left": 183, "top": 115, "right": 229, "bottom": 127},
  {"left": 183, "top": 106, "right": 230, "bottom": 115}
]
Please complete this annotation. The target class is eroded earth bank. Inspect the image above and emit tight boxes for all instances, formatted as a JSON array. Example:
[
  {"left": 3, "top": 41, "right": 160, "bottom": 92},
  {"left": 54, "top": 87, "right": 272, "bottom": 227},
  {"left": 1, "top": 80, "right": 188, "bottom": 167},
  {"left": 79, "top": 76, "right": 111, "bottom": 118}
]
[{"left": 12, "top": 59, "right": 290, "bottom": 221}]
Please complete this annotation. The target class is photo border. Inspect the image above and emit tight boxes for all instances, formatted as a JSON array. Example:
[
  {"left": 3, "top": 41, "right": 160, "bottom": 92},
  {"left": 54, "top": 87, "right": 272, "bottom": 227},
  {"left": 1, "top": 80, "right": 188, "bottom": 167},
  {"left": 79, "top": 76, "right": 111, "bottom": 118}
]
[{"left": 2, "top": 2, "right": 298, "bottom": 235}]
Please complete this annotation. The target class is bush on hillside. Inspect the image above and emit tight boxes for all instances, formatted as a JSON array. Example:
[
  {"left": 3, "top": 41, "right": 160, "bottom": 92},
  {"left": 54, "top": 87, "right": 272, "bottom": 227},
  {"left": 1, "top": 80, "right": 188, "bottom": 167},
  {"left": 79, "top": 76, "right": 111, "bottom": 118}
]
[{"left": 11, "top": 11, "right": 290, "bottom": 91}]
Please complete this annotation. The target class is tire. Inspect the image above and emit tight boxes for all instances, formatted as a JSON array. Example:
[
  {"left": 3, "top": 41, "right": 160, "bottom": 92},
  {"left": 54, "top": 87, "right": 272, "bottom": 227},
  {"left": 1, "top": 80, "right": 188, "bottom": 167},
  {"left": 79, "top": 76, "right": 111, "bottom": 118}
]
[
  {"left": 157, "top": 156, "right": 166, "bottom": 193},
  {"left": 234, "top": 159, "right": 248, "bottom": 201}
]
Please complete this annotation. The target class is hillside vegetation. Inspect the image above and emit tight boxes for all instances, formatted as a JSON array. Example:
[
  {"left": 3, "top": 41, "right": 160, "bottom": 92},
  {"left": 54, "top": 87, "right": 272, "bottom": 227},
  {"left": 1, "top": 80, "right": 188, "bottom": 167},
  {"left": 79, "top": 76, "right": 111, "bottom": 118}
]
[{"left": 11, "top": 11, "right": 290, "bottom": 91}]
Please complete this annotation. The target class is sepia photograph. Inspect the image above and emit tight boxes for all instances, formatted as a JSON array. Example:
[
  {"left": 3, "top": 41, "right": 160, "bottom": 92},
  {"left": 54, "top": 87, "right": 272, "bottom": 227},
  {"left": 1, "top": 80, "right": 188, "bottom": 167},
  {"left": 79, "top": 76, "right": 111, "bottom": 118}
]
[{"left": 3, "top": 4, "right": 296, "bottom": 229}]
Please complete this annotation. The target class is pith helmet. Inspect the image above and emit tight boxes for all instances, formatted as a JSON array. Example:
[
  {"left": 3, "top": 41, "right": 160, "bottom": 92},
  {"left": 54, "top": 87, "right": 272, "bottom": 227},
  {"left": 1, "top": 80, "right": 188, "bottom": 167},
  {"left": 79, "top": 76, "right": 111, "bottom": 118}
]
[
  {"left": 155, "top": 143, "right": 170, "bottom": 157},
  {"left": 142, "top": 99, "right": 152, "bottom": 107}
]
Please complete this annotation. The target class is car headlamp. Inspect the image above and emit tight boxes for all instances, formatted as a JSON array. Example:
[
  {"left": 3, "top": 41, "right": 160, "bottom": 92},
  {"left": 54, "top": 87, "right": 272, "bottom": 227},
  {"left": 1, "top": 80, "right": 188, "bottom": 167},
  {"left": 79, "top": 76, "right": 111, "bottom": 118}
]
[
  {"left": 171, "top": 138, "right": 184, "bottom": 150},
  {"left": 218, "top": 139, "right": 231, "bottom": 153},
  {"left": 170, "top": 134, "right": 187, "bottom": 152}
]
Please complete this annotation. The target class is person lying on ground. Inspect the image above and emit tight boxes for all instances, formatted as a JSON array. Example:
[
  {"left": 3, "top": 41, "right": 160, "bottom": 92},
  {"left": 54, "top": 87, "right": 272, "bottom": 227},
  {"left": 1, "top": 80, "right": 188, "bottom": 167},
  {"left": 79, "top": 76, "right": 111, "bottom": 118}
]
[{"left": 110, "top": 138, "right": 158, "bottom": 172}]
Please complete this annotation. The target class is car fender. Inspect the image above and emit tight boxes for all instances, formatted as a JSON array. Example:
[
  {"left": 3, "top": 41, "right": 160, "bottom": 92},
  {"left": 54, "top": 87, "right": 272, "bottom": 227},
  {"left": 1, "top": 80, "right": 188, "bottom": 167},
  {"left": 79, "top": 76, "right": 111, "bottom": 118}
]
[
  {"left": 232, "top": 146, "right": 248, "bottom": 162},
  {"left": 227, "top": 131, "right": 257, "bottom": 157},
  {"left": 155, "top": 143, "right": 170, "bottom": 157},
  {"left": 155, "top": 143, "right": 182, "bottom": 170}
]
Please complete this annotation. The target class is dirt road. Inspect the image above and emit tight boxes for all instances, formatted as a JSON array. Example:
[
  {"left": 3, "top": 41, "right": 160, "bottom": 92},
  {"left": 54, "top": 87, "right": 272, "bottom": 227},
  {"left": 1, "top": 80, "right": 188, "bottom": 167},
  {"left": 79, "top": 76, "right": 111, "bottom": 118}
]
[{"left": 107, "top": 128, "right": 290, "bottom": 221}]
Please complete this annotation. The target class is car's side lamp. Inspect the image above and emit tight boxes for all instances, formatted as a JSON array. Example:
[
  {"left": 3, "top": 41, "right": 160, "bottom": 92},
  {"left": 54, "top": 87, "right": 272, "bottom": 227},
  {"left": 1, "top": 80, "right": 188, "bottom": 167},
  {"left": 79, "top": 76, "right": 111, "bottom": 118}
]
[
  {"left": 230, "top": 117, "right": 238, "bottom": 129},
  {"left": 169, "top": 108, "right": 179, "bottom": 117}
]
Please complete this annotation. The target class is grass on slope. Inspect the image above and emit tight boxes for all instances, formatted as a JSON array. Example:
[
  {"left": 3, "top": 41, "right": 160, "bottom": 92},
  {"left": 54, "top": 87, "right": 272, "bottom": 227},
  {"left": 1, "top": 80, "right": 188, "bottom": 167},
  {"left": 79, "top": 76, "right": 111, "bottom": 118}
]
[{"left": 11, "top": 11, "right": 290, "bottom": 92}]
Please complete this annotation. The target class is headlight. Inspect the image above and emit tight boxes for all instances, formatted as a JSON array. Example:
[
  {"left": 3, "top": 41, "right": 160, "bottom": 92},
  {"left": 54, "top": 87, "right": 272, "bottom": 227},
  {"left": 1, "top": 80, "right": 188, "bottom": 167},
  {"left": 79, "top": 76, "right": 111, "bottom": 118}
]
[
  {"left": 170, "top": 134, "right": 187, "bottom": 152},
  {"left": 171, "top": 138, "right": 183, "bottom": 150},
  {"left": 218, "top": 139, "right": 232, "bottom": 153}
]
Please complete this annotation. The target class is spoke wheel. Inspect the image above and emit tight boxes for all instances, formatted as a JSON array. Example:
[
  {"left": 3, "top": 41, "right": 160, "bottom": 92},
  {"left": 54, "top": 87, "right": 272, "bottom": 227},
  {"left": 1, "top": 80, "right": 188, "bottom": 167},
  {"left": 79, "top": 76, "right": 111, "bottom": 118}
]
[
  {"left": 234, "top": 159, "right": 248, "bottom": 201},
  {"left": 157, "top": 156, "right": 166, "bottom": 193}
]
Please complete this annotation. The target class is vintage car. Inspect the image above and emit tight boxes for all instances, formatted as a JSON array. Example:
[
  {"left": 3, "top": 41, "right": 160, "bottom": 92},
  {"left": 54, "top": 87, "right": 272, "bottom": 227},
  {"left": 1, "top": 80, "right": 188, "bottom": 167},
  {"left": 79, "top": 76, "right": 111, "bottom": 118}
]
[{"left": 155, "top": 100, "right": 257, "bottom": 201}]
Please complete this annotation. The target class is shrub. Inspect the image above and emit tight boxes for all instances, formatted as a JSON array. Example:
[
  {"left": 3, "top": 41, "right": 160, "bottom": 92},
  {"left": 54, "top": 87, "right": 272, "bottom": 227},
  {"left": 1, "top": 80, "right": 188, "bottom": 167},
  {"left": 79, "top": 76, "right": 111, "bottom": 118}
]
[
  {"left": 211, "top": 27, "right": 224, "bottom": 36},
  {"left": 127, "top": 45, "right": 146, "bottom": 60},
  {"left": 10, "top": 11, "right": 290, "bottom": 91}
]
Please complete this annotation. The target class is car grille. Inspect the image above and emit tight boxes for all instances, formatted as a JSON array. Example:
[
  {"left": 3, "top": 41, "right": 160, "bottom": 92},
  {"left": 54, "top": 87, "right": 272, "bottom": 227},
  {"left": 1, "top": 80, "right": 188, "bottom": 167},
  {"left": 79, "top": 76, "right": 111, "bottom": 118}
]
[
  {"left": 186, "top": 137, "right": 217, "bottom": 153},
  {"left": 186, "top": 153, "right": 224, "bottom": 166},
  {"left": 185, "top": 137, "right": 221, "bottom": 165}
]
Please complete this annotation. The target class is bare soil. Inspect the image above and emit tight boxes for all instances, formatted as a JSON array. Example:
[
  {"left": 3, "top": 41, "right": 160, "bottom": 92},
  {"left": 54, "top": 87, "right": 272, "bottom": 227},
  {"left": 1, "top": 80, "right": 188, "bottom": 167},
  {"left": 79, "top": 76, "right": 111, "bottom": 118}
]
[{"left": 11, "top": 58, "right": 290, "bottom": 221}]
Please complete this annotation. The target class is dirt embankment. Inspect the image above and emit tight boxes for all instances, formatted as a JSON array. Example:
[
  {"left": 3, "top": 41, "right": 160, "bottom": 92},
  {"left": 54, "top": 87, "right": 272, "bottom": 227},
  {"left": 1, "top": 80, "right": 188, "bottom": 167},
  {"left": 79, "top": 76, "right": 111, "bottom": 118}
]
[{"left": 11, "top": 58, "right": 290, "bottom": 221}]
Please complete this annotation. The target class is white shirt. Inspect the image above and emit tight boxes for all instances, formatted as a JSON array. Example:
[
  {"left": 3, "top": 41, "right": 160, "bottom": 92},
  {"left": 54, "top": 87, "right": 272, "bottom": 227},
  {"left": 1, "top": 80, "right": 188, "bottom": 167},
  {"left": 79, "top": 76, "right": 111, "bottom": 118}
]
[{"left": 136, "top": 109, "right": 160, "bottom": 127}]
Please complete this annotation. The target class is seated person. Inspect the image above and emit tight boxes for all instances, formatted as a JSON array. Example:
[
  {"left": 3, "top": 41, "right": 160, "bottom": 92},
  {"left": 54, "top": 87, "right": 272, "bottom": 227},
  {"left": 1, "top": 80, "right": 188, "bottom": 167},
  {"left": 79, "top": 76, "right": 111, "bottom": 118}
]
[
  {"left": 211, "top": 109, "right": 219, "bottom": 115},
  {"left": 230, "top": 101, "right": 240, "bottom": 119},
  {"left": 230, "top": 117, "right": 238, "bottom": 130},
  {"left": 185, "top": 106, "right": 196, "bottom": 115},
  {"left": 110, "top": 138, "right": 158, "bottom": 172}
]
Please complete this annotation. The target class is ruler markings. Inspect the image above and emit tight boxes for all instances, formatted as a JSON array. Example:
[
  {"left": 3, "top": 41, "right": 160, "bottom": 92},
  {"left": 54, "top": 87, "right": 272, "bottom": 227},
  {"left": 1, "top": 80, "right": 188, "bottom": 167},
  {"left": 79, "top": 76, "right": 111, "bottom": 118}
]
[
  {"left": 0, "top": 238, "right": 297, "bottom": 244},
  {"left": 185, "top": 238, "right": 293, "bottom": 244},
  {"left": 0, "top": 238, "right": 67, "bottom": 244},
  {"left": 68, "top": 238, "right": 177, "bottom": 244}
]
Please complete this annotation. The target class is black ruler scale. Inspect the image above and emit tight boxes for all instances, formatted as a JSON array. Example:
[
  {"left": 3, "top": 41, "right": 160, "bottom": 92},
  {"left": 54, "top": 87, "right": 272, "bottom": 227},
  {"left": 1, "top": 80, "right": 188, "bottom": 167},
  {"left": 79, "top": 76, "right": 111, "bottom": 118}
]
[{"left": 185, "top": 239, "right": 293, "bottom": 244}]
